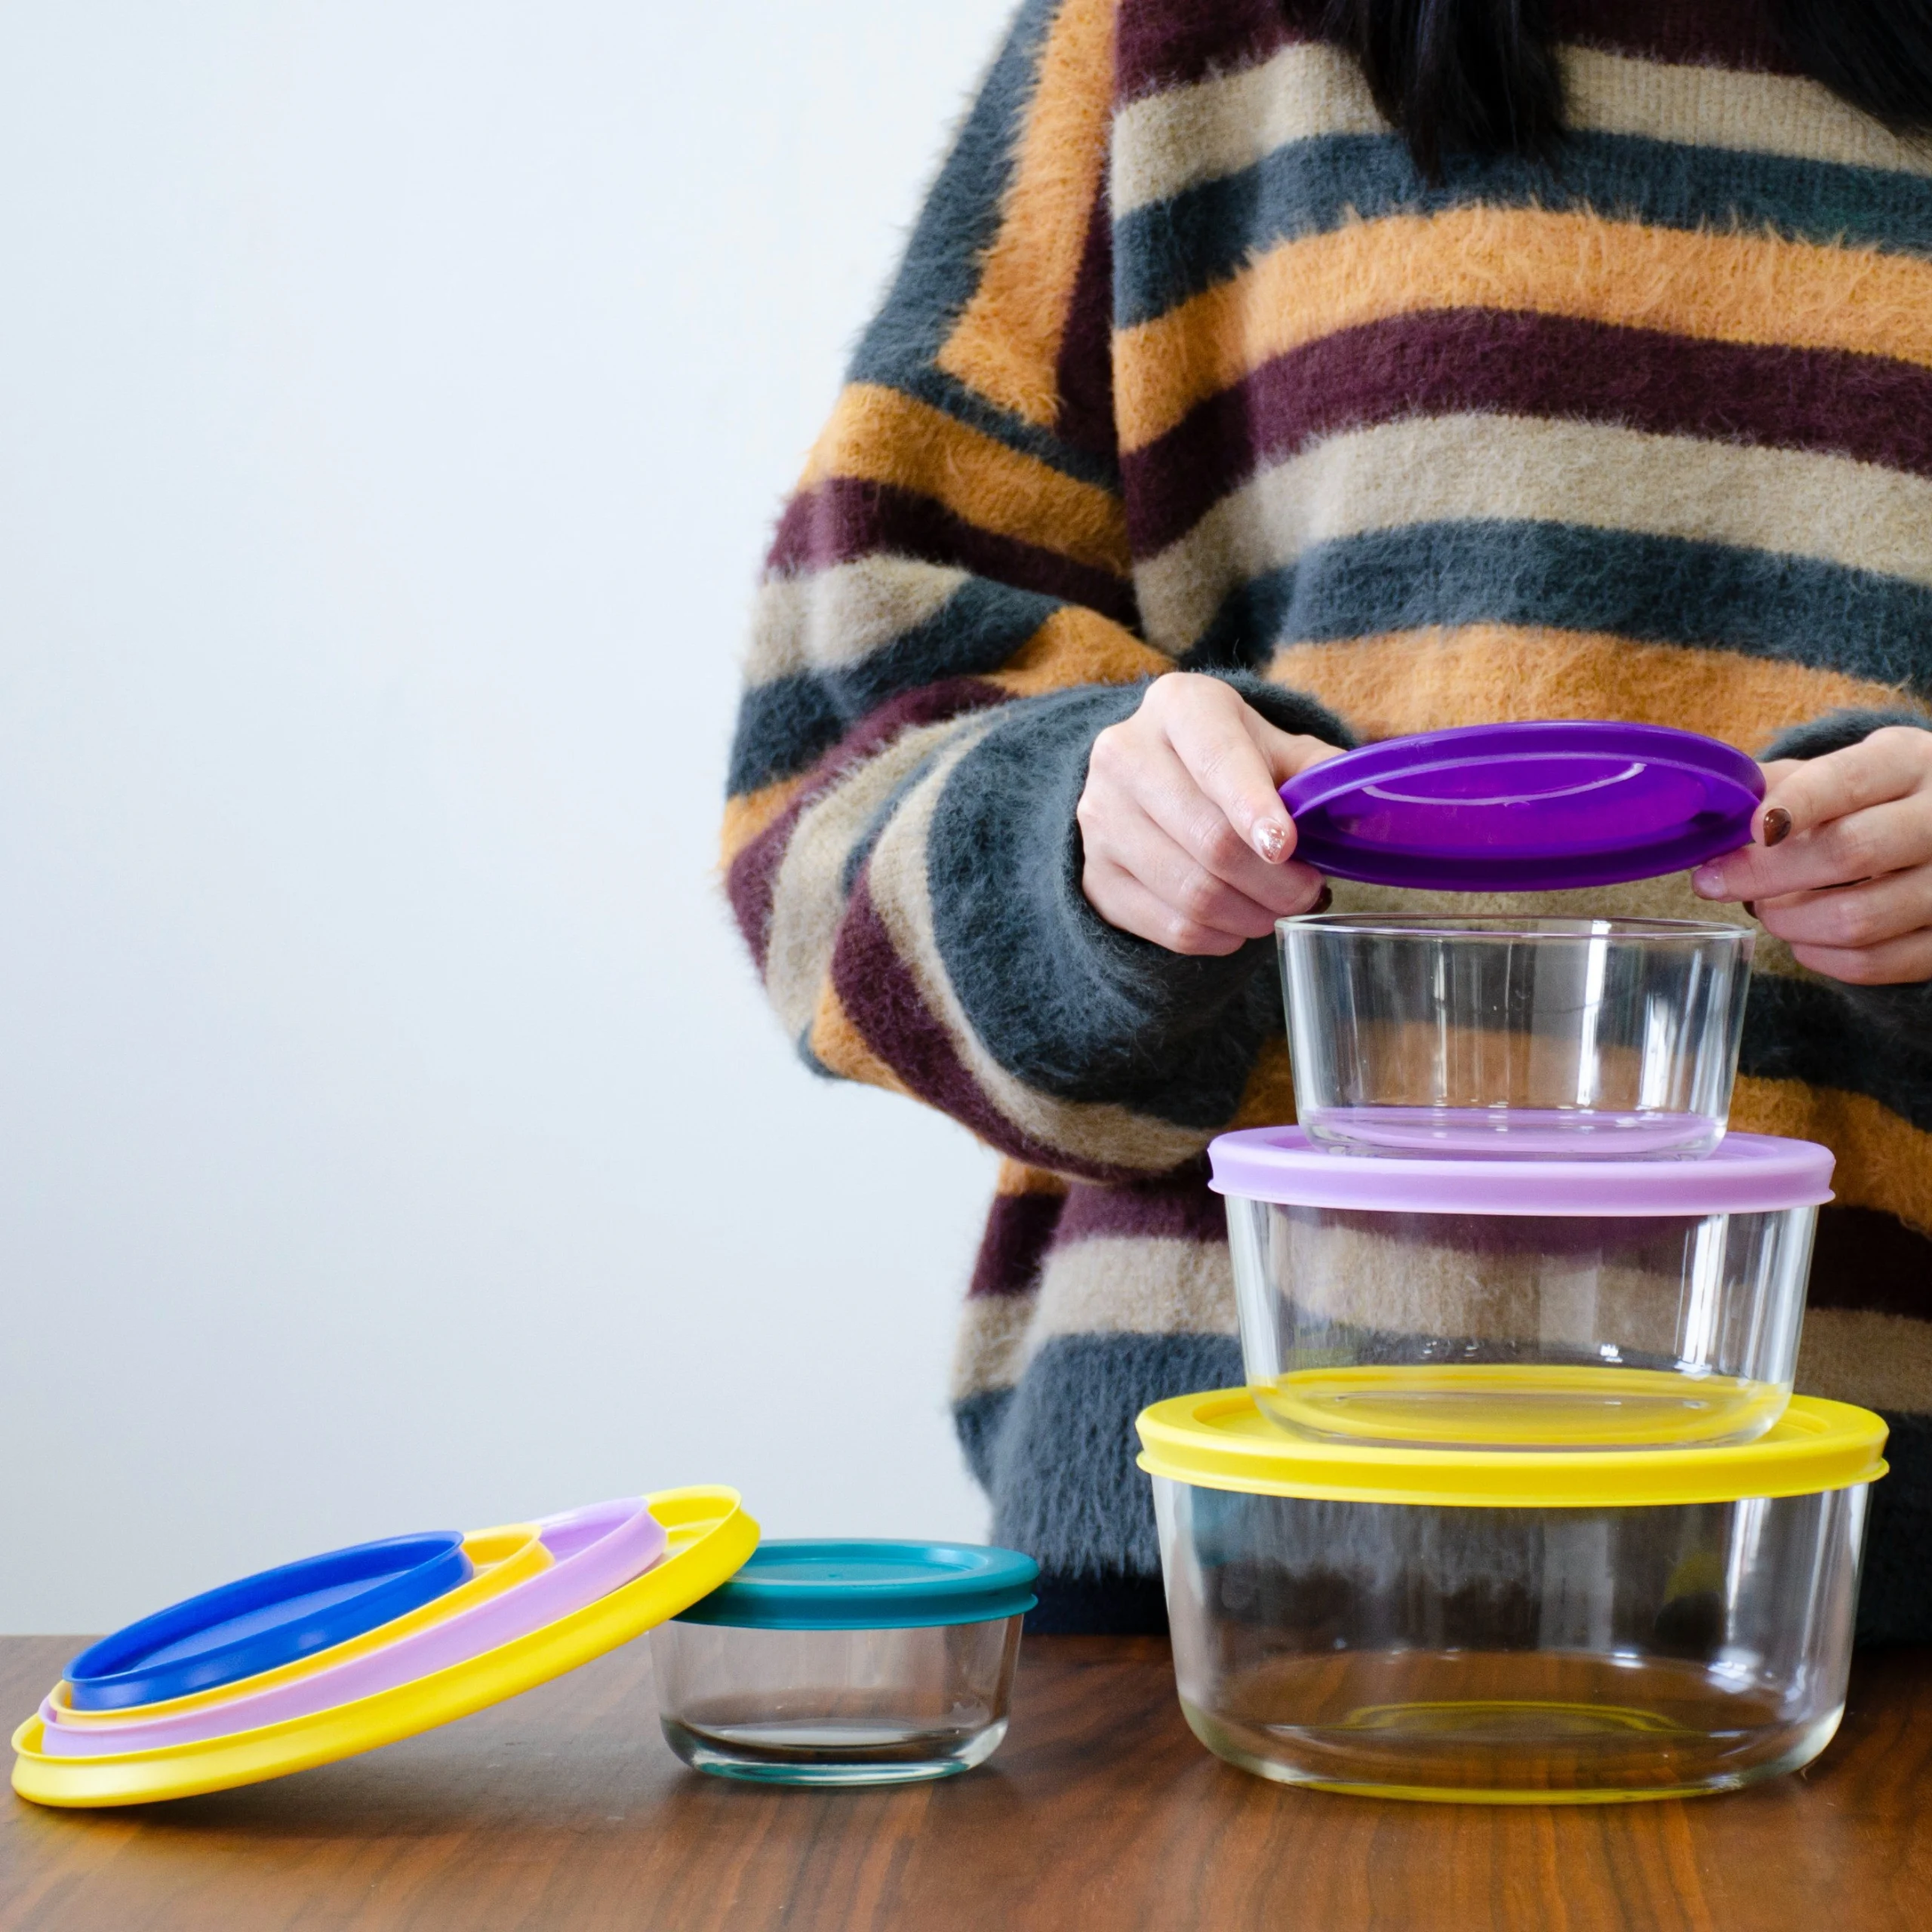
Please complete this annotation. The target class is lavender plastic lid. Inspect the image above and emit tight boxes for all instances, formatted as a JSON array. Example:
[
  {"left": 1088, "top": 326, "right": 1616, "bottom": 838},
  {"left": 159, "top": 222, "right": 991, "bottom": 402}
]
[
  {"left": 1279, "top": 721, "right": 1764, "bottom": 891},
  {"left": 1208, "top": 1128, "right": 1834, "bottom": 1216}
]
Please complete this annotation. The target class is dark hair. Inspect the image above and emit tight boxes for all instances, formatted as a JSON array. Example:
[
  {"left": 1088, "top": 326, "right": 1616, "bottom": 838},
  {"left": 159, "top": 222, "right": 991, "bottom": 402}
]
[{"left": 1321, "top": 0, "right": 1932, "bottom": 177}]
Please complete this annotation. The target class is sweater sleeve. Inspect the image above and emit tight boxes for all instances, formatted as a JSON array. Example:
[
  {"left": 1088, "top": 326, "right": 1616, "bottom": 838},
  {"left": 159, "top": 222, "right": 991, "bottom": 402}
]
[{"left": 719, "top": 0, "right": 1349, "bottom": 1181}]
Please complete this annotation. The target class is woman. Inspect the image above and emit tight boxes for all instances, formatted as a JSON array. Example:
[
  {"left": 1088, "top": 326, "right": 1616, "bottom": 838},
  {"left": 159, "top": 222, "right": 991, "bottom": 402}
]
[{"left": 723, "top": 0, "right": 1932, "bottom": 1635}]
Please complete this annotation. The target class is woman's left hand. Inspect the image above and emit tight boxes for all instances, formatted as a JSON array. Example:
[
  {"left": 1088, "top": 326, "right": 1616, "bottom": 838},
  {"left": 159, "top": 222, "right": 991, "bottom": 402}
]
[{"left": 1692, "top": 725, "right": 1932, "bottom": 986}]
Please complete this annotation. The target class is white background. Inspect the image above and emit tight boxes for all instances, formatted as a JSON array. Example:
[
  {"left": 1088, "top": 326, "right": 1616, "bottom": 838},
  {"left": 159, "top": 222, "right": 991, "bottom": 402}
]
[{"left": 0, "top": 0, "right": 1015, "bottom": 1630}]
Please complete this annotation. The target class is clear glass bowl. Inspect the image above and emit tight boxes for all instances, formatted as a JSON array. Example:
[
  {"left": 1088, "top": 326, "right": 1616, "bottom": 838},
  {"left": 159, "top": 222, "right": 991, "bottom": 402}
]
[
  {"left": 1217, "top": 1129, "right": 1827, "bottom": 1450},
  {"left": 1279, "top": 915, "right": 1754, "bottom": 1160},
  {"left": 1145, "top": 1407, "right": 1875, "bottom": 1804},
  {"left": 650, "top": 1617, "right": 1022, "bottom": 1786}
]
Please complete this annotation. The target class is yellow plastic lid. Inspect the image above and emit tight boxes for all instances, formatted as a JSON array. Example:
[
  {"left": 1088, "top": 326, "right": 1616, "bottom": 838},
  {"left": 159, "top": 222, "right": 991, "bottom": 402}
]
[{"left": 1136, "top": 1390, "right": 1888, "bottom": 1509}]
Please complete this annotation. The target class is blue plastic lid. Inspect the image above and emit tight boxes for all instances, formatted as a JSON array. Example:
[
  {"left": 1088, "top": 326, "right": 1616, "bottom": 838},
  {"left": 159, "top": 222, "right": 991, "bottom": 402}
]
[
  {"left": 66, "top": 1532, "right": 472, "bottom": 1712},
  {"left": 1280, "top": 721, "right": 1764, "bottom": 891},
  {"left": 672, "top": 1540, "right": 1039, "bottom": 1631}
]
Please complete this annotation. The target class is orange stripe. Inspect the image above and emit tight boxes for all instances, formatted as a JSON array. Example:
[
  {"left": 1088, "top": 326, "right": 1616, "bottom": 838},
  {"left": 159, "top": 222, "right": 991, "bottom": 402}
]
[
  {"left": 720, "top": 772, "right": 811, "bottom": 866},
  {"left": 1115, "top": 206, "right": 1932, "bottom": 451},
  {"left": 807, "top": 981, "right": 915, "bottom": 1099},
  {"left": 1264, "top": 629, "right": 1919, "bottom": 752},
  {"left": 801, "top": 383, "right": 1130, "bottom": 577},
  {"left": 936, "top": 0, "right": 1118, "bottom": 426},
  {"left": 1731, "top": 1077, "right": 1932, "bottom": 1238},
  {"left": 995, "top": 1158, "right": 1072, "bottom": 1198},
  {"left": 1230, "top": 1037, "right": 1299, "bottom": 1131},
  {"left": 986, "top": 606, "right": 1171, "bottom": 697}
]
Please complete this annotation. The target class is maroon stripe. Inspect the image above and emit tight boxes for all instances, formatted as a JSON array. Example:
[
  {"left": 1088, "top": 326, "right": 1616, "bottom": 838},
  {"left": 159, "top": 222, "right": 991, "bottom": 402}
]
[
  {"left": 1052, "top": 1171, "right": 1227, "bottom": 1247},
  {"left": 1116, "top": 0, "right": 1309, "bottom": 103},
  {"left": 725, "top": 677, "right": 1017, "bottom": 972},
  {"left": 1054, "top": 184, "right": 1119, "bottom": 466},
  {"left": 1806, "top": 1206, "right": 1932, "bottom": 1319},
  {"left": 969, "top": 1189, "right": 1068, "bottom": 1299},
  {"left": 765, "top": 478, "right": 1139, "bottom": 629},
  {"left": 1549, "top": 0, "right": 1797, "bottom": 71},
  {"left": 1120, "top": 1, "right": 1793, "bottom": 106},
  {"left": 827, "top": 873, "right": 1156, "bottom": 1185},
  {"left": 1122, "top": 309, "right": 1932, "bottom": 558}
]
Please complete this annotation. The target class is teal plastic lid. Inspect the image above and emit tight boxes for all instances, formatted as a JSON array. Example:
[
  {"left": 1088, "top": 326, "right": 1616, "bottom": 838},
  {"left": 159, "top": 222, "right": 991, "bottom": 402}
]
[{"left": 672, "top": 1540, "right": 1038, "bottom": 1631}]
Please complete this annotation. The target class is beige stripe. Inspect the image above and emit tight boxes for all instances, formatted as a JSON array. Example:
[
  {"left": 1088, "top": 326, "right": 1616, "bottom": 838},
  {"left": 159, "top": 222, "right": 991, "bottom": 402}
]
[
  {"left": 1569, "top": 47, "right": 1932, "bottom": 180},
  {"left": 937, "top": 0, "right": 1118, "bottom": 425},
  {"left": 1264, "top": 629, "right": 1918, "bottom": 758},
  {"left": 1023, "top": 1235, "right": 1236, "bottom": 1368},
  {"left": 762, "top": 714, "right": 994, "bottom": 1038},
  {"left": 1110, "top": 41, "right": 1932, "bottom": 220},
  {"left": 1136, "top": 411, "right": 1932, "bottom": 652},
  {"left": 1731, "top": 1077, "right": 1932, "bottom": 1238},
  {"left": 995, "top": 1158, "right": 1072, "bottom": 1199},
  {"left": 745, "top": 558, "right": 968, "bottom": 688},
  {"left": 1111, "top": 40, "right": 1381, "bottom": 216},
  {"left": 866, "top": 737, "right": 1209, "bottom": 1174},
  {"left": 1797, "top": 1308, "right": 1932, "bottom": 1417},
  {"left": 952, "top": 1292, "right": 1040, "bottom": 1402}
]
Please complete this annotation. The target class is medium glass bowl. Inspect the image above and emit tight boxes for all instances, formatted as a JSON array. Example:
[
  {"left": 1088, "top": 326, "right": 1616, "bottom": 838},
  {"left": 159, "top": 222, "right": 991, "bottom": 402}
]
[
  {"left": 1279, "top": 915, "right": 1754, "bottom": 1160},
  {"left": 1214, "top": 1128, "right": 1829, "bottom": 1451}
]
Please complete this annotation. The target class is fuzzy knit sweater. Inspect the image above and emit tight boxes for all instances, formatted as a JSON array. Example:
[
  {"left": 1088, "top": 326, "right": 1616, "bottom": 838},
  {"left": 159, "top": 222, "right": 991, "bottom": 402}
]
[{"left": 722, "top": 0, "right": 1932, "bottom": 1635}]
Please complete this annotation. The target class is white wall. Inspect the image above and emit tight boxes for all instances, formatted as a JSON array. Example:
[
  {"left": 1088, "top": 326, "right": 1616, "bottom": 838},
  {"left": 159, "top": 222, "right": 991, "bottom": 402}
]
[{"left": 0, "top": 0, "right": 1015, "bottom": 1630}]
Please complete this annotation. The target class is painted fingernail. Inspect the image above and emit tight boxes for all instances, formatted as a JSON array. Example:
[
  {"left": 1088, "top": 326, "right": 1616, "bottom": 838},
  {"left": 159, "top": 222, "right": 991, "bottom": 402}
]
[
  {"left": 1253, "top": 820, "right": 1287, "bottom": 863},
  {"left": 1761, "top": 808, "right": 1792, "bottom": 847},
  {"left": 1312, "top": 883, "right": 1334, "bottom": 914},
  {"left": 1743, "top": 901, "right": 1757, "bottom": 919}
]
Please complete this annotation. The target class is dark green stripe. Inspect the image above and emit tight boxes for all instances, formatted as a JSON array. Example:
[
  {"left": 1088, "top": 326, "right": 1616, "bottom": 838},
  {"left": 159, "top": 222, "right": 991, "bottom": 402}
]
[
  {"left": 1740, "top": 972, "right": 1932, "bottom": 1136},
  {"left": 1115, "top": 129, "right": 1932, "bottom": 325},
  {"left": 1180, "top": 521, "right": 1932, "bottom": 693},
  {"left": 726, "top": 579, "right": 1059, "bottom": 793}
]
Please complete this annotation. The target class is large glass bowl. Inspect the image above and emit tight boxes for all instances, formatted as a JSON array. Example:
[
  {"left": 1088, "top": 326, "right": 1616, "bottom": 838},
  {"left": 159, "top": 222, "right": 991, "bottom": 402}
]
[
  {"left": 1139, "top": 1389, "right": 1884, "bottom": 1803},
  {"left": 1279, "top": 915, "right": 1754, "bottom": 1160}
]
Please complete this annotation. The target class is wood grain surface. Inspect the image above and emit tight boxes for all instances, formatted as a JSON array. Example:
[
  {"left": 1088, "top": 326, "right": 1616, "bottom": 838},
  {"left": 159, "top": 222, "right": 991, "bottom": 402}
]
[{"left": 3, "top": 1634, "right": 1928, "bottom": 1932}]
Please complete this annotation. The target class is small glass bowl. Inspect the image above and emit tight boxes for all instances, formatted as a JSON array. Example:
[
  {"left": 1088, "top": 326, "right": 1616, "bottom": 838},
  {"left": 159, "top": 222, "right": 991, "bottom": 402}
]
[
  {"left": 1279, "top": 915, "right": 1754, "bottom": 1160},
  {"left": 650, "top": 1540, "right": 1036, "bottom": 1786}
]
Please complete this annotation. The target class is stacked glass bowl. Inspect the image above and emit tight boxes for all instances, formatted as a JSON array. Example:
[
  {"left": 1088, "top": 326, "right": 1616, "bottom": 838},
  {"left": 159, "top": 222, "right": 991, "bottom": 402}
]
[{"left": 1137, "top": 724, "right": 1891, "bottom": 1804}]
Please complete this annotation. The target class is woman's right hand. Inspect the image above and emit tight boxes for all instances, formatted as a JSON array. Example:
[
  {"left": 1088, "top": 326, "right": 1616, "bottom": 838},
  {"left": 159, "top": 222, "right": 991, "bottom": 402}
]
[{"left": 1077, "top": 672, "right": 1346, "bottom": 956}]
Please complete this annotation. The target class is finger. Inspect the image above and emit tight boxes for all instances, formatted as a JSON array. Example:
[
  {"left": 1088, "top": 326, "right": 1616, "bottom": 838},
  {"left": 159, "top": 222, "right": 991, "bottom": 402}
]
[
  {"left": 1755, "top": 728, "right": 1932, "bottom": 842},
  {"left": 1161, "top": 683, "right": 1305, "bottom": 865},
  {"left": 1097, "top": 804, "right": 1290, "bottom": 940},
  {"left": 1753, "top": 867, "right": 1932, "bottom": 952},
  {"left": 1131, "top": 738, "right": 1327, "bottom": 914},
  {"left": 1789, "top": 928, "right": 1932, "bottom": 986},
  {"left": 1695, "top": 795, "right": 1931, "bottom": 902},
  {"left": 1081, "top": 856, "right": 1247, "bottom": 957}
]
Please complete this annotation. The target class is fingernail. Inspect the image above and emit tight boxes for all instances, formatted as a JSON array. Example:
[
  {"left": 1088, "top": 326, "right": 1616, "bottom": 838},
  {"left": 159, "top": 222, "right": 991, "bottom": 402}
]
[
  {"left": 1252, "top": 820, "right": 1287, "bottom": 863},
  {"left": 1743, "top": 901, "right": 1756, "bottom": 919},
  {"left": 1312, "top": 883, "right": 1333, "bottom": 915},
  {"left": 1692, "top": 863, "right": 1724, "bottom": 897},
  {"left": 1761, "top": 808, "right": 1792, "bottom": 847}
]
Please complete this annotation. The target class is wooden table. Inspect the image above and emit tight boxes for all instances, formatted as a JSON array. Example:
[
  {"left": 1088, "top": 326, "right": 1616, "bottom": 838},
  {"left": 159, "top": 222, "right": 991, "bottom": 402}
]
[{"left": 3, "top": 1635, "right": 1928, "bottom": 1931}]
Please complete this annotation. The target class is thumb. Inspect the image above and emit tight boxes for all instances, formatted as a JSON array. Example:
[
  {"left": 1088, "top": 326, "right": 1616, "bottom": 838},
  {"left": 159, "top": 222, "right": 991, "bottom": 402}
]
[{"left": 1244, "top": 712, "right": 1349, "bottom": 790}]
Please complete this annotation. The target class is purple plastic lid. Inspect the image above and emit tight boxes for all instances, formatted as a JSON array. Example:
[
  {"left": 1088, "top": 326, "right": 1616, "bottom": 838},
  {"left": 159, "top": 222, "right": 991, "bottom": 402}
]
[
  {"left": 1208, "top": 1128, "right": 1834, "bottom": 1216},
  {"left": 1280, "top": 721, "right": 1764, "bottom": 891}
]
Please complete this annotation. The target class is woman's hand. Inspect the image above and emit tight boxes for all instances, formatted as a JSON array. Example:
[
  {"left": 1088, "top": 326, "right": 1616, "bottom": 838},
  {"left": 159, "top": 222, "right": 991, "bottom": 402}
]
[
  {"left": 1692, "top": 724, "right": 1932, "bottom": 985},
  {"left": 1078, "top": 673, "right": 1345, "bottom": 956}
]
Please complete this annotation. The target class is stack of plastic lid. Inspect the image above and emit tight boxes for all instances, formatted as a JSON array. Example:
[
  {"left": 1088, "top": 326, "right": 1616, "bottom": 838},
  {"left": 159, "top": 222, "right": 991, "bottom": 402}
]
[{"left": 11, "top": 1489, "right": 754, "bottom": 1807}]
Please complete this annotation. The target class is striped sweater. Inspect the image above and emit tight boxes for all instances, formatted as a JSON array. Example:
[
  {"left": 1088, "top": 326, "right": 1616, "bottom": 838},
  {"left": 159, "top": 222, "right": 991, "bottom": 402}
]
[{"left": 722, "top": 0, "right": 1932, "bottom": 1635}]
